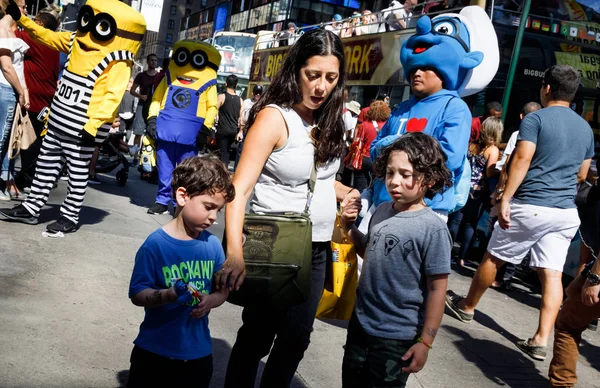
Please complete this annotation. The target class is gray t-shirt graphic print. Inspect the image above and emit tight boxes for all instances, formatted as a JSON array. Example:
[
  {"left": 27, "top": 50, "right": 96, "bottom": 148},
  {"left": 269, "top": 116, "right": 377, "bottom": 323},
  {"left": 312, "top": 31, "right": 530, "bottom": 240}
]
[{"left": 355, "top": 204, "right": 452, "bottom": 340}]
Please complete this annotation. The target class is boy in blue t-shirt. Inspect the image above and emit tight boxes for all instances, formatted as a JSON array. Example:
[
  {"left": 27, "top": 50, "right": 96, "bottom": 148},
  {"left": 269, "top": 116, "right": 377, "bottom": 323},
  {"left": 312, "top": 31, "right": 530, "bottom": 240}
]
[{"left": 127, "top": 155, "right": 235, "bottom": 388}]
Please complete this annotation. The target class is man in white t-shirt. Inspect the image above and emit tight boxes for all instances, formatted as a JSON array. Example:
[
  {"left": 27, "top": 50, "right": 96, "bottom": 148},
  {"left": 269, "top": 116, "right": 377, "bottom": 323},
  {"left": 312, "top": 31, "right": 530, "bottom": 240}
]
[
  {"left": 496, "top": 102, "right": 542, "bottom": 171},
  {"left": 343, "top": 100, "right": 360, "bottom": 146},
  {"left": 324, "top": 14, "right": 343, "bottom": 35},
  {"left": 235, "top": 84, "right": 263, "bottom": 169},
  {"left": 385, "top": 0, "right": 418, "bottom": 30}
]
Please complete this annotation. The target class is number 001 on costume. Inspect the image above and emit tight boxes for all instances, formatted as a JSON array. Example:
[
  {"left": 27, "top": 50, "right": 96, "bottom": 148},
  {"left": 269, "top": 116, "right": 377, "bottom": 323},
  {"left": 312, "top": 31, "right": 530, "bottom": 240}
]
[{"left": 0, "top": 0, "right": 146, "bottom": 233}]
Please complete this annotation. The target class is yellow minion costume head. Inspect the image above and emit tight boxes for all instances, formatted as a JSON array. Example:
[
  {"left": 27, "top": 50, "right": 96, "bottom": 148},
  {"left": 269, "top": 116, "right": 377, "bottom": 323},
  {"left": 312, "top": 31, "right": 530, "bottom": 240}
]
[
  {"left": 71, "top": 0, "right": 146, "bottom": 73},
  {"left": 169, "top": 40, "right": 221, "bottom": 88},
  {"left": 148, "top": 39, "right": 221, "bottom": 144}
]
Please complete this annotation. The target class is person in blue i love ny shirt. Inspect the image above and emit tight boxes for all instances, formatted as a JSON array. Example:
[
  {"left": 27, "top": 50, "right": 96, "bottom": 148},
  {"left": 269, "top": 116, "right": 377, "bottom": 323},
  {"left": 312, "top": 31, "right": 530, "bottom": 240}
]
[
  {"left": 368, "top": 6, "right": 499, "bottom": 218},
  {"left": 127, "top": 155, "right": 235, "bottom": 388}
]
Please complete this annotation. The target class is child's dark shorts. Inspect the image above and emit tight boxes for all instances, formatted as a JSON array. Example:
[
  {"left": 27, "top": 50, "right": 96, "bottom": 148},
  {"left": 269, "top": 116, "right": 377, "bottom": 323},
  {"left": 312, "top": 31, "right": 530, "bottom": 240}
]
[
  {"left": 127, "top": 345, "right": 213, "bottom": 388},
  {"left": 342, "top": 313, "right": 413, "bottom": 388}
]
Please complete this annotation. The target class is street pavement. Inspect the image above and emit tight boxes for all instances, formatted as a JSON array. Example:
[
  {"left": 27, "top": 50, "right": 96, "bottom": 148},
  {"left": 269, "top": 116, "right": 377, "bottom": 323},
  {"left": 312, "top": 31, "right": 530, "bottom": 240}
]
[{"left": 0, "top": 167, "right": 599, "bottom": 388}]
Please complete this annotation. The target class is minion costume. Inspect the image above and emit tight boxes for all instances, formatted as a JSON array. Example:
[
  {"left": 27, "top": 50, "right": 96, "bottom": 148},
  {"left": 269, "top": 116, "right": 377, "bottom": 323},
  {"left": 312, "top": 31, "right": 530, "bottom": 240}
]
[
  {"left": 0, "top": 0, "right": 146, "bottom": 233},
  {"left": 146, "top": 40, "right": 220, "bottom": 214}
]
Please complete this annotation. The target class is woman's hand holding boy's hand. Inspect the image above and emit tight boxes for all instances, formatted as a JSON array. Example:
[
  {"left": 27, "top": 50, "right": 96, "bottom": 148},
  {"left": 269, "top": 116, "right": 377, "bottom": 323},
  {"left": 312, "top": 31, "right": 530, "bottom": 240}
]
[
  {"left": 341, "top": 188, "right": 360, "bottom": 208},
  {"left": 401, "top": 342, "right": 429, "bottom": 374},
  {"left": 215, "top": 254, "right": 246, "bottom": 291},
  {"left": 340, "top": 197, "right": 361, "bottom": 231}
]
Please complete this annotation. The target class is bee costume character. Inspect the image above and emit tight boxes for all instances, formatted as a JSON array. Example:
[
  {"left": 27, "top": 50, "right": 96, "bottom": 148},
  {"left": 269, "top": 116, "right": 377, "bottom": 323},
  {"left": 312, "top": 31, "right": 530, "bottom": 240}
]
[
  {"left": 145, "top": 40, "right": 220, "bottom": 214},
  {"left": 0, "top": 0, "right": 146, "bottom": 233}
]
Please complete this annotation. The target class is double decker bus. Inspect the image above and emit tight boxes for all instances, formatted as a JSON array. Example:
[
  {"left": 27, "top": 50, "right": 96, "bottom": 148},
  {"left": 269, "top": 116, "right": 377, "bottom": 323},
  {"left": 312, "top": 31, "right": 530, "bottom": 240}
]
[{"left": 207, "top": 31, "right": 257, "bottom": 95}]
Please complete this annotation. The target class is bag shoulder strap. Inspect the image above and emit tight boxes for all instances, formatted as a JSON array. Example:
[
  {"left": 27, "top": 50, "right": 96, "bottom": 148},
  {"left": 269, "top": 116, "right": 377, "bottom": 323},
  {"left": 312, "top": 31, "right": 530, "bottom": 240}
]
[
  {"left": 441, "top": 96, "right": 456, "bottom": 120},
  {"left": 304, "top": 154, "right": 317, "bottom": 216}
]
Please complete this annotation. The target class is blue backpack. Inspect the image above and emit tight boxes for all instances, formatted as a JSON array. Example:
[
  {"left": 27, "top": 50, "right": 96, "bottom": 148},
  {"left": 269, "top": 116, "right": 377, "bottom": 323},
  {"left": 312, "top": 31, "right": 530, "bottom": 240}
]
[{"left": 450, "top": 157, "right": 471, "bottom": 213}]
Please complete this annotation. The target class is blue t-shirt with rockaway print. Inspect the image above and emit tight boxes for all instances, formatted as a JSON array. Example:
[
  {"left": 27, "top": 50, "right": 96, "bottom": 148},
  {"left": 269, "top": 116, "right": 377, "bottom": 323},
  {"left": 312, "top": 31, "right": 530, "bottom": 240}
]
[
  {"left": 129, "top": 228, "right": 225, "bottom": 360},
  {"left": 515, "top": 106, "right": 594, "bottom": 209}
]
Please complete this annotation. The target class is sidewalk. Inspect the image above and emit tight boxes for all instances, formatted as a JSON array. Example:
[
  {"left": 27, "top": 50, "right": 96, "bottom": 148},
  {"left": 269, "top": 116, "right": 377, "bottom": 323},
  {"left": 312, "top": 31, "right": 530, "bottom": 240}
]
[{"left": 0, "top": 169, "right": 598, "bottom": 388}]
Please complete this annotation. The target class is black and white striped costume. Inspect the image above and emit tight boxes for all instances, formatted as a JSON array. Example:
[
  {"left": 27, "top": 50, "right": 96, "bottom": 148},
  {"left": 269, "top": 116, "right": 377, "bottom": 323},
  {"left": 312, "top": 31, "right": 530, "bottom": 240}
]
[{"left": 22, "top": 33, "right": 134, "bottom": 223}]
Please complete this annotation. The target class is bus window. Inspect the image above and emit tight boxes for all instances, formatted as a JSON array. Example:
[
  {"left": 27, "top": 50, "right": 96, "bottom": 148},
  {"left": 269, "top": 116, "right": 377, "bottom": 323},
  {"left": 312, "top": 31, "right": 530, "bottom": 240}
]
[{"left": 214, "top": 34, "right": 256, "bottom": 79}]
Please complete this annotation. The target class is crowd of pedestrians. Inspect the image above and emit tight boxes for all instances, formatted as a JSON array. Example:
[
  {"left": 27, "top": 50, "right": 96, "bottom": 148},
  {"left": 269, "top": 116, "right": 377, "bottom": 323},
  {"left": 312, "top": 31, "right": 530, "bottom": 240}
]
[{"left": 0, "top": 1, "right": 598, "bottom": 388}]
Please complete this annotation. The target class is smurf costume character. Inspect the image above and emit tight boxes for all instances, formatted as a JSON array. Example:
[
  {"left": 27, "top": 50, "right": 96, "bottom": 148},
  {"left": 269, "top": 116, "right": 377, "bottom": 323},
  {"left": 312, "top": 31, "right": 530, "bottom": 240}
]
[
  {"left": 369, "top": 6, "right": 499, "bottom": 216},
  {"left": 146, "top": 40, "right": 221, "bottom": 215}
]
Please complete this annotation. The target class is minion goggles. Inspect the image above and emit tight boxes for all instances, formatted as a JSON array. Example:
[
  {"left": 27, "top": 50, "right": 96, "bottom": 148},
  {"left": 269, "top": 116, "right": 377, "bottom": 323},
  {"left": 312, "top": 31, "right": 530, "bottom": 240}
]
[
  {"left": 77, "top": 5, "right": 144, "bottom": 42},
  {"left": 173, "top": 46, "right": 219, "bottom": 71}
]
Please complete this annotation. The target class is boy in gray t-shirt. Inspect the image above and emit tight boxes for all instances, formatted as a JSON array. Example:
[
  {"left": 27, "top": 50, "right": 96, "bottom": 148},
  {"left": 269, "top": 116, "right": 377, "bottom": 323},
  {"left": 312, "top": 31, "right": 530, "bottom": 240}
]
[{"left": 340, "top": 133, "right": 452, "bottom": 387}]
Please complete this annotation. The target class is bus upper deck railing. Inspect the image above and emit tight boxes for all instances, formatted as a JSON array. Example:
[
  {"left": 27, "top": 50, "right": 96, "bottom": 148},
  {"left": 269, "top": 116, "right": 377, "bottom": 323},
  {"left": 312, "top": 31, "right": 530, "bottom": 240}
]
[{"left": 253, "top": 1, "right": 467, "bottom": 50}]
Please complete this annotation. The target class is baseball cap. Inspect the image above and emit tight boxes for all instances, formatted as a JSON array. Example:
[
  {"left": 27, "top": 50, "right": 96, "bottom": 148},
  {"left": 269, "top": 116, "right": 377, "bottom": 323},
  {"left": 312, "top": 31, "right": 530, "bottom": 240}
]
[
  {"left": 253, "top": 85, "right": 264, "bottom": 95},
  {"left": 345, "top": 101, "right": 361, "bottom": 115},
  {"left": 333, "top": 14, "right": 343, "bottom": 21}
]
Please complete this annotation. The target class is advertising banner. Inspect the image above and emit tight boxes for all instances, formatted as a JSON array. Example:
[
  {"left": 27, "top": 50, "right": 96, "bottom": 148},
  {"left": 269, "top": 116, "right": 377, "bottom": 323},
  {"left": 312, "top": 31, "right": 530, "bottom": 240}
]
[
  {"left": 250, "top": 31, "right": 410, "bottom": 86},
  {"left": 140, "top": 0, "right": 164, "bottom": 33},
  {"left": 555, "top": 52, "right": 600, "bottom": 89}
]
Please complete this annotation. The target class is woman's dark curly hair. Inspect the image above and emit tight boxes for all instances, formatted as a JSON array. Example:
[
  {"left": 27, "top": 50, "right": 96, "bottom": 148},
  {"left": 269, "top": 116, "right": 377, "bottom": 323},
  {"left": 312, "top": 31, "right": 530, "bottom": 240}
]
[
  {"left": 373, "top": 133, "right": 453, "bottom": 199},
  {"left": 245, "top": 28, "right": 346, "bottom": 164},
  {"left": 171, "top": 155, "right": 235, "bottom": 202},
  {"left": 366, "top": 100, "right": 391, "bottom": 122}
]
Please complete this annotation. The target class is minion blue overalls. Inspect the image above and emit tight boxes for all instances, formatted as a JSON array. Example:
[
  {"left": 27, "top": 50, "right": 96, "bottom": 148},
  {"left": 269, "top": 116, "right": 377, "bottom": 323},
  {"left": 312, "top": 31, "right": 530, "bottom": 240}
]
[{"left": 155, "top": 71, "right": 217, "bottom": 206}]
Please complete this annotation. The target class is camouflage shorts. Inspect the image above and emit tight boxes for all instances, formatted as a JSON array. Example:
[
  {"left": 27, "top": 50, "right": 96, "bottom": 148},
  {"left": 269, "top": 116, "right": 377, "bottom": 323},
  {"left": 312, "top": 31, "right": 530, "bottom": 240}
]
[{"left": 342, "top": 313, "right": 413, "bottom": 388}]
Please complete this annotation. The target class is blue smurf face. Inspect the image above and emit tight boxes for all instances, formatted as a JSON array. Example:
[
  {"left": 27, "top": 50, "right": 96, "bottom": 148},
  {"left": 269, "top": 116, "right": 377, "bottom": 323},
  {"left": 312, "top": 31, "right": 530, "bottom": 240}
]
[{"left": 401, "top": 15, "right": 483, "bottom": 91}]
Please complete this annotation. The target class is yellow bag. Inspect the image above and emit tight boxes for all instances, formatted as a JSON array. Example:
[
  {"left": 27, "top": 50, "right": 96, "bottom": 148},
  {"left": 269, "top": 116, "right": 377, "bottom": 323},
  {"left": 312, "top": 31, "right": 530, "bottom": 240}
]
[{"left": 316, "top": 216, "right": 358, "bottom": 321}]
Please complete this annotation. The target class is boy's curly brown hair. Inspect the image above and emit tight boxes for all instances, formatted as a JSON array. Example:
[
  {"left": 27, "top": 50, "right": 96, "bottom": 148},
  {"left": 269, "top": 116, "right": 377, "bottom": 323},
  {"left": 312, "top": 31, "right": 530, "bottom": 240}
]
[
  {"left": 373, "top": 133, "right": 453, "bottom": 199},
  {"left": 171, "top": 155, "right": 235, "bottom": 202}
]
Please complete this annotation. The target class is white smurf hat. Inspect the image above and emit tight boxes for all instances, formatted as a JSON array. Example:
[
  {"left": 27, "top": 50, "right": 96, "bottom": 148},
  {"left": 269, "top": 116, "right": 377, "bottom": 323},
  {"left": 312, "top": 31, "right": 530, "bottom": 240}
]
[{"left": 433, "top": 6, "right": 500, "bottom": 97}]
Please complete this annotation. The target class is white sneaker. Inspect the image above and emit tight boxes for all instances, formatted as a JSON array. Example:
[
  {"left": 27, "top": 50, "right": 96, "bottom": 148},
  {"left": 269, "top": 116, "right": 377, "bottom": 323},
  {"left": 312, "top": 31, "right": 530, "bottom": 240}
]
[
  {"left": 129, "top": 145, "right": 140, "bottom": 157},
  {"left": 0, "top": 190, "right": 10, "bottom": 201}
]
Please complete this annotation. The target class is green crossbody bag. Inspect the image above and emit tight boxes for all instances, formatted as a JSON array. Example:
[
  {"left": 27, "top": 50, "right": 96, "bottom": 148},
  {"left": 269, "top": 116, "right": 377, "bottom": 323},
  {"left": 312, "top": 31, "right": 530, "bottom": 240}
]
[{"left": 226, "top": 162, "right": 317, "bottom": 308}]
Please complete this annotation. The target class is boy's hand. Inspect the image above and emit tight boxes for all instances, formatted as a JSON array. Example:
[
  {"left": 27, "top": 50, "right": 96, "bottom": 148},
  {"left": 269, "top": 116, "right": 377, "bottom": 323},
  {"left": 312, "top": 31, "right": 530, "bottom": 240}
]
[
  {"left": 340, "top": 197, "right": 361, "bottom": 229},
  {"left": 189, "top": 294, "right": 215, "bottom": 318},
  {"left": 401, "top": 342, "right": 429, "bottom": 373},
  {"left": 172, "top": 279, "right": 193, "bottom": 305}
]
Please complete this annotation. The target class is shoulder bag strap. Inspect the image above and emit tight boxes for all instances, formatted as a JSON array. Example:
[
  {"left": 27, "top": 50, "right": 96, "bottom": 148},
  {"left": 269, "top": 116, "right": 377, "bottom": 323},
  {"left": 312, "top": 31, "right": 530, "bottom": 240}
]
[{"left": 303, "top": 156, "right": 317, "bottom": 216}]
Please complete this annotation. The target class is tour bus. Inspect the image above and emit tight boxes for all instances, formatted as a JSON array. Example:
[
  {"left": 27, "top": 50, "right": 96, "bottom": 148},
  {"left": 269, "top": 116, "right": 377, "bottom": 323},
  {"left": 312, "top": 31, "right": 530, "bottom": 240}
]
[
  {"left": 248, "top": 4, "right": 600, "bottom": 137},
  {"left": 207, "top": 30, "right": 257, "bottom": 95}
]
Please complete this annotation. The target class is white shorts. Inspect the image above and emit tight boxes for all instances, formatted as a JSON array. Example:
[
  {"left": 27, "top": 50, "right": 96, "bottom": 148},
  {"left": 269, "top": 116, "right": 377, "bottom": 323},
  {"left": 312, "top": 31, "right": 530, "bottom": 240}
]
[
  {"left": 487, "top": 200, "right": 580, "bottom": 272},
  {"left": 132, "top": 105, "right": 146, "bottom": 135}
]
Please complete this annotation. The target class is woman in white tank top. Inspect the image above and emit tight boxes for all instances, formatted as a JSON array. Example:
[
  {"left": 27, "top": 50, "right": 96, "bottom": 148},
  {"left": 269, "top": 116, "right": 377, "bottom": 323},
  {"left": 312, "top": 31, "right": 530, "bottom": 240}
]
[{"left": 218, "top": 29, "right": 361, "bottom": 387}]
